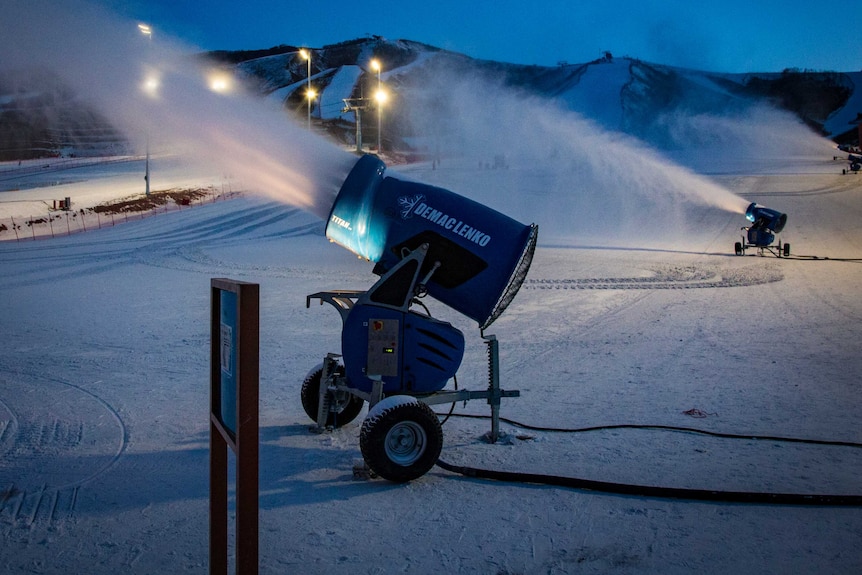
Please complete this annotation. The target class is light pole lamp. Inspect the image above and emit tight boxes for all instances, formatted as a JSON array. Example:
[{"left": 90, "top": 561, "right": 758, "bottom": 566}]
[
  {"left": 374, "top": 88, "right": 387, "bottom": 153},
  {"left": 300, "top": 49, "right": 312, "bottom": 130},
  {"left": 370, "top": 59, "right": 383, "bottom": 152},
  {"left": 138, "top": 23, "right": 152, "bottom": 196},
  {"left": 307, "top": 88, "right": 317, "bottom": 126}
]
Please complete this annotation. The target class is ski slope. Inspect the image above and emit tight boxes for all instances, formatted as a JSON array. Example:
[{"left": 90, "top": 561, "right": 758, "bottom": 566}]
[{"left": 1, "top": 155, "right": 861, "bottom": 574}]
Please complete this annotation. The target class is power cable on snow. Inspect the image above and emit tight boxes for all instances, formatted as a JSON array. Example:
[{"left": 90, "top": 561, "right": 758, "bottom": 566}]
[{"left": 433, "top": 412, "right": 862, "bottom": 506}]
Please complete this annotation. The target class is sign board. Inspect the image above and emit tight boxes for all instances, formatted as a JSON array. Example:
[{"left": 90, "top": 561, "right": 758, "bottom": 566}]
[{"left": 210, "top": 278, "right": 259, "bottom": 575}]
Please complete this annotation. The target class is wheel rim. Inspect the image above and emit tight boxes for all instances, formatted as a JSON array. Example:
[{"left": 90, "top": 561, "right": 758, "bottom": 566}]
[{"left": 384, "top": 421, "right": 427, "bottom": 466}]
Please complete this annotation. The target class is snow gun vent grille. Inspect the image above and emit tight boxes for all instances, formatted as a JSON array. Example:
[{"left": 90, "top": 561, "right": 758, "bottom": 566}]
[{"left": 481, "top": 223, "right": 538, "bottom": 331}]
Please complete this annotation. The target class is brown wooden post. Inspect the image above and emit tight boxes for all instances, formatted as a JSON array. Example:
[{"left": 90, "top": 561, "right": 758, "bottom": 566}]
[
  {"left": 210, "top": 279, "right": 259, "bottom": 575},
  {"left": 209, "top": 417, "right": 229, "bottom": 575}
]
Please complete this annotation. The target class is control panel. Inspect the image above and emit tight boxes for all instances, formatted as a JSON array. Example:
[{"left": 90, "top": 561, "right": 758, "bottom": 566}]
[{"left": 366, "top": 318, "right": 399, "bottom": 377}]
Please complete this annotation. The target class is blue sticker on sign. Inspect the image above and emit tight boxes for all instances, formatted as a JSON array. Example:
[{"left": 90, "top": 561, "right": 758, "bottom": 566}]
[{"left": 219, "top": 290, "right": 238, "bottom": 435}]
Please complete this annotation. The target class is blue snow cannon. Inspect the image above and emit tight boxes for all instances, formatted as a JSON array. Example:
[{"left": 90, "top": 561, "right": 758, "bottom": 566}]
[
  {"left": 326, "top": 154, "right": 538, "bottom": 329},
  {"left": 735, "top": 202, "right": 789, "bottom": 256},
  {"left": 745, "top": 202, "right": 787, "bottom": 244},
  {"left": 304, "top": 154, "right": 536, "bottom": 482}
]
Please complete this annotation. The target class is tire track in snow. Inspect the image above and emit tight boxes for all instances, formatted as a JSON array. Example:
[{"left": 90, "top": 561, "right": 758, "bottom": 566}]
[
  {"left": 0, "top": 375, "right": 126, "bottom": 531},
  {"left": 524, "top": 262, "right": 784, "bottom": 290},
  {"left": 743, "top": 176, "right": 858, "bottom": 199},
  {"left": 500, "top": 261, "right": 782, "bottom": 379},
  {"left": 0, "top": 199, "right": 323, "bottom": 289},
  {"left": 0, "top": 483, "right": 80, "bottom": 532}
]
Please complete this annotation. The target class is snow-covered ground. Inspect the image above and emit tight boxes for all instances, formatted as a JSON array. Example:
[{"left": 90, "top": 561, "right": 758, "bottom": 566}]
[{"left": 1, "top": 151, "right": 861, "bottom": 575}]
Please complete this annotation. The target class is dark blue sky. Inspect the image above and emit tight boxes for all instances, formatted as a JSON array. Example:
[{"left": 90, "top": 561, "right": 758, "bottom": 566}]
[{"left": 102, "top": 0, "right": 859, "bottom": 72}]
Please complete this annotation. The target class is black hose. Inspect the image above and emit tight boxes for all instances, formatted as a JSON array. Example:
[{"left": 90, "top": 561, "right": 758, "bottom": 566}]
[
  {"left": 783, "top": 255, "right": 862, "bottom": 262},
  {"left": 435, "top": 412, "right": 862, "bottom": 449},
  {"left": 433, "top": 413, "right": 862, "bottom": 505},
  {"left": 435, "top": 459, "right": 862, "bottom": 506}
]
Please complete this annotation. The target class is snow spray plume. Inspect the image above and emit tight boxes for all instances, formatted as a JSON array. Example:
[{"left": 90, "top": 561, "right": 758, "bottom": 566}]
[
  {"left": 654, "top": 104, "right": 837, "bottom": 172},
  {"left": 0, "top": 0, "right": 355, "bottom": 219},
  {"left": 397, "top": 62, "right": 752, "bottom": 248}
]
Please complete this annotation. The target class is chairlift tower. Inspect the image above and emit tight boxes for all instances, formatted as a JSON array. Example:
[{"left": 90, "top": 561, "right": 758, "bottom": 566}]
[{"left": 342, "top": 98, "right": 369, "bottom": 153}]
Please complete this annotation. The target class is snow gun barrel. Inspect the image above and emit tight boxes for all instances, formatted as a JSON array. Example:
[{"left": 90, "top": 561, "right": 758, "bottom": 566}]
[
  {"left": 745, "top": 202, "right": 787, "bottom": 233},
  {"left": 325, "top": 154, "right": 538, "bottom": 330}
]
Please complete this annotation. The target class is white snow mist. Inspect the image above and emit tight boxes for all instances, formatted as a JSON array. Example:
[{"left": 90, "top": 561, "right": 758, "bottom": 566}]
[
  {"left": 397, "top": 68, "right": 830, "bottom": 247},
  {"left": 0, "top": 0, "right": 355, "bottom": 219}
]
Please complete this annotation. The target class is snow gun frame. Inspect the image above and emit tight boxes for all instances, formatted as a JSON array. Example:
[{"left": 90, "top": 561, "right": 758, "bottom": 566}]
[
  {"left": 304, "top": 246, "right": 521, "bottom": 482},
  {"left": 302, "top": 154, "right": 537, "bottom": 482},
  {"left": 734, "top": 202, "right": 790, "bottom": 258}
]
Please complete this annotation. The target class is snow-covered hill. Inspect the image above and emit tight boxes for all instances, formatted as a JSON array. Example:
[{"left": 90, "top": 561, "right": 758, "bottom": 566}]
[
  {"left": 3, "top": 36, "right": 859, "bottom": 161},
  {"left": 220, "top": 37, "right": 861, "bottom": 150}
]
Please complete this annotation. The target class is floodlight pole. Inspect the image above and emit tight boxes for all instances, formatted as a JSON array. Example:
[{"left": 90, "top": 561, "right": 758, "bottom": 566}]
[
  {"left": 371, "top": 59, "right": 383, "bottom": 153},
  {"left": 138, "top": 23, "right": 153, "bottom": 196},
  {"left": 145, "top": 138, "right": 150, "bottom": 197},
  {"left": 300, "top": 49, "right": 312, "bottom": 130}
]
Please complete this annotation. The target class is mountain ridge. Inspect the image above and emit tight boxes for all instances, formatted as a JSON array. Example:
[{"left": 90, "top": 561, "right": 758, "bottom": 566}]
[
  {"left": 1, "top": 36, "right": 859, "bottom": 160},
  {"left": 215, "top": 36, "right": 860, "bottom": 156}
]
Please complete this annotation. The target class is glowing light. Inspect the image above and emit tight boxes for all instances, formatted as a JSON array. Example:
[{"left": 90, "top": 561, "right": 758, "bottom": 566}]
[
  {"left": 370, "top": 59, "right": 383, "bottom": 152},
  {"left": 142, "top": 74, "right": 160, "bottom": 97},
  {"left": 207, "top": 71, "right": 233, "bottom": 94},
  {"left": 307, "top": 88, "right": 317, "bottom": 100},
  {"left": 137, "top": 23, "right": 152, "bottom": 37}
]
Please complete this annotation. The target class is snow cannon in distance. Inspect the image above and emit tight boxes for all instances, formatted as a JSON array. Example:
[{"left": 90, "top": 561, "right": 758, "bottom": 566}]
[
  {"left": 735, "top": 202, "right": 790, "bottom": 257},
  {"left": 325, "top": 154, "right": 538, "bottom": 330},
  {"left": 303, "top": 154, "right": 535, "bottom": 482},
  {"left": 746, "top": 203, "right": 787, "bottom": 235}
]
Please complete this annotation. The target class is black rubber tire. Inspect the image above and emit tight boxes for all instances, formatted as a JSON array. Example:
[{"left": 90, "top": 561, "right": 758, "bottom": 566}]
[
  {"left": 360, "top": 400, "right": 443, "bottom": 482},
  {"left": 300, "top": 365, "right": 364, "bottom": 427},
  {"left": 734, "top": 242, "right": 743, "bottom": 256}
]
